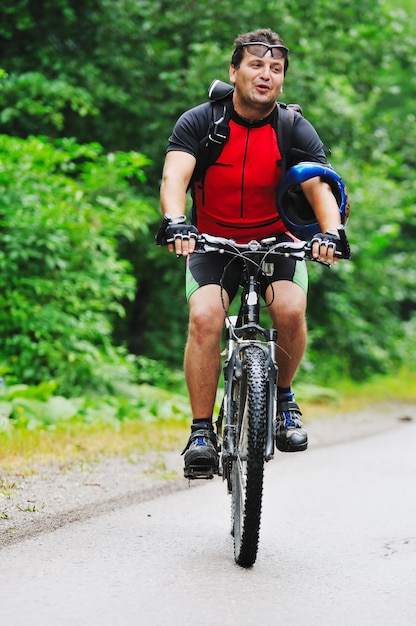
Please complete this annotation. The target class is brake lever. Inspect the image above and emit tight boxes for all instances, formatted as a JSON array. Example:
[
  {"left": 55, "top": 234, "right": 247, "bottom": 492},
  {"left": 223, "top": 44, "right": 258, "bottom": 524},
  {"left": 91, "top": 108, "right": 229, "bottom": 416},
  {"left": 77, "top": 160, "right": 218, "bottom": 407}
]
[
  {"left": 337, "top": 225, "right": 351, "bottom": 260},
  {"left": 269, "top": 241, "right": 307, "bottom": 260}
]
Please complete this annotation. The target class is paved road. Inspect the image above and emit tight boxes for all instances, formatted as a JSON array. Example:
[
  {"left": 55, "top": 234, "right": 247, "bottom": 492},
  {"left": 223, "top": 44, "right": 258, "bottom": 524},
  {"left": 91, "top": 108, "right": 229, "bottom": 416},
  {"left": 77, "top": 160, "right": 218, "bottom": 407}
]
[{"left": 1, "top": 422, "right": 416, "bottom": 626}]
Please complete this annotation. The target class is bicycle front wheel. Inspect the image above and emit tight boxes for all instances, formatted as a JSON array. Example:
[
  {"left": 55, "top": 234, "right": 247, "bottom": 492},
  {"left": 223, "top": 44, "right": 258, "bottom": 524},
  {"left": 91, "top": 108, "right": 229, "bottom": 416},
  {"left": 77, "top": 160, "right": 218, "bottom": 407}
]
[{"left": 231, "top": 344, "right": 267, "bottom": 567}]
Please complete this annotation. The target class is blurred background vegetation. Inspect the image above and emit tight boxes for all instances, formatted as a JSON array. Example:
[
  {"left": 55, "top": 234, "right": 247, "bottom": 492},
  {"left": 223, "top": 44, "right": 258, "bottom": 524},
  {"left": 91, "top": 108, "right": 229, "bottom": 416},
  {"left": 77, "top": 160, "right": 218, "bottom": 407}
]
[{"left": 0, "top": 0, "right": 415, "bottom": 432}]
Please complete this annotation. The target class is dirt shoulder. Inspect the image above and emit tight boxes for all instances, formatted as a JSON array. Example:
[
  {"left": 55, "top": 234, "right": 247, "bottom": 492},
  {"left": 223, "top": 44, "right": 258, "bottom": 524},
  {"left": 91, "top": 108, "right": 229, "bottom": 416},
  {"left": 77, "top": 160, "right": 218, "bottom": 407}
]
[{"left": 1, "top": 401, "right": 414, "bottom": 549}]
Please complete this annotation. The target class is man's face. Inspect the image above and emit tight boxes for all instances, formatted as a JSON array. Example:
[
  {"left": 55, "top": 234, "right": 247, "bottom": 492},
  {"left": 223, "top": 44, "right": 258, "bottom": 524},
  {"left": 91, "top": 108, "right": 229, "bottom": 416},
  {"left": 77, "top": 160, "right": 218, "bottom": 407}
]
[{"left": 230, "top": 49, "right": 285, "bottom": 114}]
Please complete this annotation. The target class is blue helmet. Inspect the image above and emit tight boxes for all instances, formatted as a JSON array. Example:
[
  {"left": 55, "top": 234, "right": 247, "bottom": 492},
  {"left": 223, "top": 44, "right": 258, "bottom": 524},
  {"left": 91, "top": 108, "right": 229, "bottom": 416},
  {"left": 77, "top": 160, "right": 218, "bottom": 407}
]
[{"left": 277, "top": 162, "right": 350, "bottom": 239}]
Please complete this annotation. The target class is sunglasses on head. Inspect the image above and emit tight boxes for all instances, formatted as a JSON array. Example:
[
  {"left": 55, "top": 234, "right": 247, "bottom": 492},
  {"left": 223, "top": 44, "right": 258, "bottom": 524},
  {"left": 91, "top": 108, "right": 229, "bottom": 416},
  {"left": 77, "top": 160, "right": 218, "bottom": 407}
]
[{"left": 242, "top": 42, "right": 289, "bottom": 60}]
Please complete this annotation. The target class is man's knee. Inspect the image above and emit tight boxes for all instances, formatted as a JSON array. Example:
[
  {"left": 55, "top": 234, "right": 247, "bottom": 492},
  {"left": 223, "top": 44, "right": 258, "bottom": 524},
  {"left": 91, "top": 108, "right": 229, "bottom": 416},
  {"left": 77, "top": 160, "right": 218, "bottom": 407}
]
[
  {"left": 189, "top": 288, "right": 225, "bottom": 339},
  {"left": 268, "top": 283, "right": 306, "bottom": 326},
  {"left": 190, "top": 307, "right": 222, "bottom": 335},
  {"left": 274, "top": 308, "right": 306, "bottom": 335}
]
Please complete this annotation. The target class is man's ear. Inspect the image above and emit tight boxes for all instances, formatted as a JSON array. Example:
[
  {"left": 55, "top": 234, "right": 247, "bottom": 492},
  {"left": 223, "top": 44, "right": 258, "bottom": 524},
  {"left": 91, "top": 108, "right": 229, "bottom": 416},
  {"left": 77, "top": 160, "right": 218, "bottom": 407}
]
[{"left": 229, "top": 65, "right": 237, "bottom": 84}]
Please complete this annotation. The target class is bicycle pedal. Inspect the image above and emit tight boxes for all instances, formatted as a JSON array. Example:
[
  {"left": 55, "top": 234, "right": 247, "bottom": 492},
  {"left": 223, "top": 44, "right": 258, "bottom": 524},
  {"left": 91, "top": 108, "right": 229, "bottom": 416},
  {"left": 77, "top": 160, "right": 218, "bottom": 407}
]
[{"left": 184, "top": 465, "right": 217, "bottom": 480}]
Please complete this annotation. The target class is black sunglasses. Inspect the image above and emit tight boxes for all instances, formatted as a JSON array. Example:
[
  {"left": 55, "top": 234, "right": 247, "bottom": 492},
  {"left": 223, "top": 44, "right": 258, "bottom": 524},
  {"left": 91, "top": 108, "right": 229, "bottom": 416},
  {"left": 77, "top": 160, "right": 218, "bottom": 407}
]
[{"left": 242, "top": 42, "right": 289, "bottom": 60}]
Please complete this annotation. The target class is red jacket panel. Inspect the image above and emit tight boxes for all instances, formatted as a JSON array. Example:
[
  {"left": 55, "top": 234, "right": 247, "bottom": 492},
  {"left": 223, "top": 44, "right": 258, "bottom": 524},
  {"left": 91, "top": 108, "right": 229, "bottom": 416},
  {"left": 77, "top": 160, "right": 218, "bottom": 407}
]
[{"left": 193, "top": 119, "right": 286, "bottom": 243}]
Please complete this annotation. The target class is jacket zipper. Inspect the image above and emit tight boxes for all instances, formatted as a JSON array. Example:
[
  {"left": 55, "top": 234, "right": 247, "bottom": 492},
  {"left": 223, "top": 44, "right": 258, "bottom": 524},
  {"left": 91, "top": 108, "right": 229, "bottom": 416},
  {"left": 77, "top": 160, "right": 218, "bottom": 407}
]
[{"left": 240, "top": 128, "right": 250, "bottom": 219}]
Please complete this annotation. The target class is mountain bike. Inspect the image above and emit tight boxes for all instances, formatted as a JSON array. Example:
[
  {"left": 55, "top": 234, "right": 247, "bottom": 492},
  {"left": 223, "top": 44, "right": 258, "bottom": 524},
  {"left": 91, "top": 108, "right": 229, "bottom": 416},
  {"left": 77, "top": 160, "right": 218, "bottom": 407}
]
[{"left": 193, "top": 230, "right": 348, "bottom": 567}]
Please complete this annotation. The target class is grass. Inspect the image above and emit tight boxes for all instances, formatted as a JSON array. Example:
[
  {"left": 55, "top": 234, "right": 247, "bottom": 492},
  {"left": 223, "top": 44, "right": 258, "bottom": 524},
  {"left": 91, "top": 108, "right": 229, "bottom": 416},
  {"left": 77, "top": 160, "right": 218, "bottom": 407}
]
[
  {"left": 1, "top": 369, "right": 416, "bottom": 474},
  {"left": 298, "top": 370, "right": 416, "bottom": 427},
  {"left": 326, "top": 368, "right": 416, "bottom": 409},
  {"left": 0, "top": 418, "right": 190, "bottom": 474}
]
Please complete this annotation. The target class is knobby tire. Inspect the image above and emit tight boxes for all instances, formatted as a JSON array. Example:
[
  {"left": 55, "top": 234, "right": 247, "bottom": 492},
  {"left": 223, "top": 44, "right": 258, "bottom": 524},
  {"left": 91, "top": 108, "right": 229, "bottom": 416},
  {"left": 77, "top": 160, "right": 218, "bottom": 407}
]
[{"left": 231, "top": 345, "right": 267, "bottom": 567}]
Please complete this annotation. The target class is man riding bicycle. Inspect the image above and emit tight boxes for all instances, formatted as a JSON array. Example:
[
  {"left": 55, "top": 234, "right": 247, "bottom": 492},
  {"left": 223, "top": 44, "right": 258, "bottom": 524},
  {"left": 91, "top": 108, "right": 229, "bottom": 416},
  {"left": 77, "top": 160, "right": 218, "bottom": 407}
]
[{"left": 158, "top": 28, "right": 350, "bottom": 479}]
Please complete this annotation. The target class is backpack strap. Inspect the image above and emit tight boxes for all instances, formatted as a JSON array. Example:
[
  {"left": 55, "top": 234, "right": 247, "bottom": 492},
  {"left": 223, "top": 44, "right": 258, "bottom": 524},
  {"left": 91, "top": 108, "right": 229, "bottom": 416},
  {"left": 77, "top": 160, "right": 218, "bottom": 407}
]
[
  {"left": 194, "top": 80, "right": 233, "bottom": 181},
  {"left": 276, "top": 102, "right": 300, "bottom": 177},
  {"left": 207, "top": 79, "right": 234, "bottom": 147},
  {"left": 277, "top": 101, "right": 331, "bottom": 174},
  {"left": 208, "top": 79, "right": 234, "bottom": 101}
]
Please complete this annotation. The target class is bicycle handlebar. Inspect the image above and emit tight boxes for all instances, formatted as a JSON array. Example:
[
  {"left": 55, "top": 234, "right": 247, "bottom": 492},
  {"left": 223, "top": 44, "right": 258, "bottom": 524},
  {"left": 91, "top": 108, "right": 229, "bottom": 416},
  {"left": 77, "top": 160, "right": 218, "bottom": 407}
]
[
  {"left": 156, "top": 215, "right": 350, "bottom": 262},
  {"left": 195, "top": 233, "right": 339, "bottom": 265}
]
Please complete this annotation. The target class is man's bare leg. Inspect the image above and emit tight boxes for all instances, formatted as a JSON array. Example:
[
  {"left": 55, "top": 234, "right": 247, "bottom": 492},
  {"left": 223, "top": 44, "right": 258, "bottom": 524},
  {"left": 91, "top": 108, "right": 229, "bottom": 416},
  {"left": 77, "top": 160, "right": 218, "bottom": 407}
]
[
  {"left": 182, "top": 285, "right": 228, "bottom": 477},
  {"left": 266, "top": 280, "right": 308, "bottom": 452},
  {"left": 184, "top": 284, "right": 228, "bottom": 418},
  {"left": 266, "top": 280, "right": 307, "bottom": 386}
]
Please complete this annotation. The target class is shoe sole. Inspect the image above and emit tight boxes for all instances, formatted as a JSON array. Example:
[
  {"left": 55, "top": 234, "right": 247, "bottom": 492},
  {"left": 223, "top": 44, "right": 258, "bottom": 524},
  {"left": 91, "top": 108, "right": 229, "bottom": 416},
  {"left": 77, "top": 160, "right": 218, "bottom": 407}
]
[{"left": 276, "top": 440, "right": 308, "bottom": 453}]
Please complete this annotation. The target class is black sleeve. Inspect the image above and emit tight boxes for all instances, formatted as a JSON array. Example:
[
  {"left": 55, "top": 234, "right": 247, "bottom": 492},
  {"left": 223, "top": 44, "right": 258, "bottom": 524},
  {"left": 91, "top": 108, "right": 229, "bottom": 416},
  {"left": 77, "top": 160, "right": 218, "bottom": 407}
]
[
  {"left": 166, "top": 102, "right": 212, "bottom": 158},
  {"left": 290, "top": 113, "right": 327, "bottom": 165}
]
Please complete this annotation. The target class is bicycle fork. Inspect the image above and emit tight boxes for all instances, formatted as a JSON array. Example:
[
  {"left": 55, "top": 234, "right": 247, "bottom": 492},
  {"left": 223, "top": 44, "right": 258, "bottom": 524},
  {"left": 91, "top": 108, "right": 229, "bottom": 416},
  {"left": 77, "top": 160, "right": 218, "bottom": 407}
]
[{"left": 264, "top": 333, "right": 278, "bottom": 461}]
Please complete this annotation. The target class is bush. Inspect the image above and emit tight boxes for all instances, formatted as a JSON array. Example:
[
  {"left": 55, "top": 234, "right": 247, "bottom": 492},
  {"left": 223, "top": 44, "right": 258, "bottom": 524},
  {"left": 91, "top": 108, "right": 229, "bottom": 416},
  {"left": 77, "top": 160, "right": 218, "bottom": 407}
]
[{"left": 0, "top": 135, "right": 156, "bottom": 395}]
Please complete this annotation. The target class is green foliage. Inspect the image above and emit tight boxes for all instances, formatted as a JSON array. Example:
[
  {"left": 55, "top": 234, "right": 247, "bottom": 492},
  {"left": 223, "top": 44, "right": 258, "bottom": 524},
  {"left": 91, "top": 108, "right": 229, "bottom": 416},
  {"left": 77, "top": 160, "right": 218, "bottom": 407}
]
[
  {"left": 0, "top": 134, "right": 156, "bottom": 395},
  {"left": 2, "top": 1, "right": 414, "bottom": 179},
  {"left": 0, "top": 71, "right": 98, "bottom": 135},
  {"left": 0, "top": 0, "right": 415, "bottom": 388},
  {"left": 304, "top": 156, "right": 416, "bottom": 382},
  {"left": 0, "top": 376, "right": 190, "bottom": 434},
  {"left": 135, "top": 356, "right": 187, "bottom": 392}
]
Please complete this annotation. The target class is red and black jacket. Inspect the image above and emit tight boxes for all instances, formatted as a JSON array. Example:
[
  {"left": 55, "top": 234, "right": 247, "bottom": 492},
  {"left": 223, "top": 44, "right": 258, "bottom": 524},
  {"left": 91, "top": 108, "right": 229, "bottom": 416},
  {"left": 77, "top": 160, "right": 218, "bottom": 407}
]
[{"left": 166, "top": 102, "right": 326, "bottom": 244}]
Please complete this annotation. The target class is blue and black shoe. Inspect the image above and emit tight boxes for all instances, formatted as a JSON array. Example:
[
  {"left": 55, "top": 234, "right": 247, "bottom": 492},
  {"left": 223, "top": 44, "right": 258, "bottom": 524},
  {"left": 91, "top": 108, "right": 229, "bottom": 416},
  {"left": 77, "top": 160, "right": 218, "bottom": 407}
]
[
  {"left": 182, "top": 422, "right": 219, "bottom": 479},
  {"left": 275, "top": 400, "right": 308, "bottom": 452}
]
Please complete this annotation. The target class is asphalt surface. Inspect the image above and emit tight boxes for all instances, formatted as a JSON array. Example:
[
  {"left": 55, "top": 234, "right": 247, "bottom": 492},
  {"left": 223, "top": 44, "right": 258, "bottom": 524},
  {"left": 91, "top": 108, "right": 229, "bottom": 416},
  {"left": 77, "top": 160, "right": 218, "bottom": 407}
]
[{"left": 1, "top": 411, "right": 415, "bottom": 626}]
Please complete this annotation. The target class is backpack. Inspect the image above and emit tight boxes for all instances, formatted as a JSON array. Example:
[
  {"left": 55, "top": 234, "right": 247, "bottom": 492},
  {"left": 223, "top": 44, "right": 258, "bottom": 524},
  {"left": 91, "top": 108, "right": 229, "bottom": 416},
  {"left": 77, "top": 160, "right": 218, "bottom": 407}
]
[{"left": 195, "top": 79, "right": 306, "bottom": 181}]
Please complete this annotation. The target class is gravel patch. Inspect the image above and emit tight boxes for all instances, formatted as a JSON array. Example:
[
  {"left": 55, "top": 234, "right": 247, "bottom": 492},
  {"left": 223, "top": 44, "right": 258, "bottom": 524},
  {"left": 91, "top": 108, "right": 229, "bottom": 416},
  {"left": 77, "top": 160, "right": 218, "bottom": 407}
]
[{"left": 1, "top": 402, "right": 414, "bottom": 549}]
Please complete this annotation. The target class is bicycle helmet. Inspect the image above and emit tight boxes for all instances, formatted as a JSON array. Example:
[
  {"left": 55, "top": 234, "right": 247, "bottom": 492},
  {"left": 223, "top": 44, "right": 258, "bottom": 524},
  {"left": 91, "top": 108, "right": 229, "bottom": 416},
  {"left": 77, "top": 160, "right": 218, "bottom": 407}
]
[{"left": 277, "top": 162, "right": 350, "bottom": 239}]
